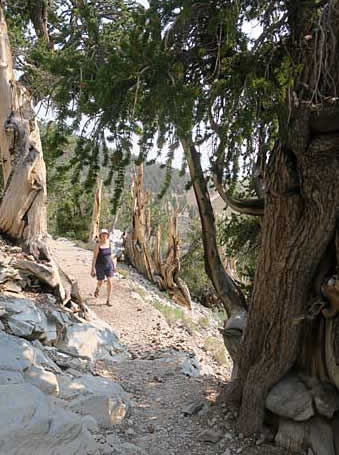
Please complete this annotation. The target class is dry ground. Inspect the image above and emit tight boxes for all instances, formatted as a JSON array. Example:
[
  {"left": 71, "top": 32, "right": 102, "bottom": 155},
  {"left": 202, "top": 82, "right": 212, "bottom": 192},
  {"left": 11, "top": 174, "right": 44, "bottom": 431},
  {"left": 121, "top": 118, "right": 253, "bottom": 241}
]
[{"left": 48, "top": 237, "right": 288, "bottom": 455}]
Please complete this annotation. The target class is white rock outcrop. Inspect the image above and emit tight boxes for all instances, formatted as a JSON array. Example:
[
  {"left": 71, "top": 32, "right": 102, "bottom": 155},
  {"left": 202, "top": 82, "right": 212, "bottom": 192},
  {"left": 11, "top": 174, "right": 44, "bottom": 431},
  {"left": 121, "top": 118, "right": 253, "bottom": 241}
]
[
  {"left": 58, "top": 373, "right": 130, "bottom": 427},
  {"left": 56, "top": 310, "right": 126, "bottom": 361},
  {"left": 0, "top": 383, "right": 97, "bottom": 455}
]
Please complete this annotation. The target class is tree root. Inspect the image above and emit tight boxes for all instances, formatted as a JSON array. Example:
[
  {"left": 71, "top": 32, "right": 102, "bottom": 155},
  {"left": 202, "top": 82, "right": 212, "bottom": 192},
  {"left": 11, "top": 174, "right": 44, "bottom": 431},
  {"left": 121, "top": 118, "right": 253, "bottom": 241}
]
[
  {"left": 321, "top": 278, "right": 339, "bottom": 318},
  {"left": 223, "top": 378, "right": 243, "bottom": 408},
  {"left": 13, "top": 254, "right": 89, "bottom": 319}
]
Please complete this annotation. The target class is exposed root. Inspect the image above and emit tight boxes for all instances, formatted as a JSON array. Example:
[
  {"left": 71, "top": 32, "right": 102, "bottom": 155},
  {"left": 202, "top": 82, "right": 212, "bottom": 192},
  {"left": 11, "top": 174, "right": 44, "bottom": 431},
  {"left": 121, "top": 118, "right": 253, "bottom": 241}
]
[
  {"left": 222, "top": 378, "right": 243, "bottom": 408},
  {"left": 321, "top": 276, "right": 339, "bottom": 318}
]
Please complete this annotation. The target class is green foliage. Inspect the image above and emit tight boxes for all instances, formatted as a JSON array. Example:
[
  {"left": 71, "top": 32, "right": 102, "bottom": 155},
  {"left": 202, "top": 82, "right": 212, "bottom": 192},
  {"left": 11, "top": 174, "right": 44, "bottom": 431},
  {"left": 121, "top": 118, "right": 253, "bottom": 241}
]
[
  {"left": 152, "top": 300, "right": 197, "bottom": 332},
  {"left": 40, "top": 123, "right": 189, "bottom": 239},
  {"left": 204, "top": 336, "right": 227, "bottom": 365},
  {"left": 218, "top": 212, "right": 260, "bottom": 289},
  {"left": 7, "top": 0, "right": 299, "bottom": 215},
  {"left": 180, "top": 217, "right": 215, "bottom": 302}
]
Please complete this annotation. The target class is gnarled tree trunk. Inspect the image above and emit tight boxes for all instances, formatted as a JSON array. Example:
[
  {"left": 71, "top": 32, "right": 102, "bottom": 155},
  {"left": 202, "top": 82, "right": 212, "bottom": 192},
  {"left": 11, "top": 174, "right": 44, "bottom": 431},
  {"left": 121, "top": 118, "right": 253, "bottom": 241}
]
[
  {"left": 181, "top": 137, "right": 247, "bottom": 320},
  {"left": 0, "top": 5, "right": 47, "bottom": 257},
  {"left": 89, "top": 176, "right": 102, "bottom": 242},
  {"left": 0, "top": 4, "right": 86, "bottom": 313},
  {"left": 199, "top": 1, "right": 339, "bottom": 442},
  {"left": 233, "top": 132, "right": 339, "bottom": 433},
  {"left": 124, "top": 164, "right": 191, "bottom": 308},
  {"left": 232, "top": 0, "right": 339, "bottom": 435}
]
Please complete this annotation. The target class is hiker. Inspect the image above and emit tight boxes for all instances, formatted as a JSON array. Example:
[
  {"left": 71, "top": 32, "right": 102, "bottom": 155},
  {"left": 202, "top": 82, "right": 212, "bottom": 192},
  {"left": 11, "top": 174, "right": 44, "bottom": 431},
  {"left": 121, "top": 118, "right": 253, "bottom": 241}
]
[{"left": 91, "top": 228, "right": 116, "bottom": 306}]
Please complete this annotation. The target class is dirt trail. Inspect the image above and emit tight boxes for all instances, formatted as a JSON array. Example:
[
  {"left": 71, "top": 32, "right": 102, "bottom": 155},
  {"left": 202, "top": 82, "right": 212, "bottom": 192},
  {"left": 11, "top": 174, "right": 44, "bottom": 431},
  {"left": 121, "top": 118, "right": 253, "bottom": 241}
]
[{"left": 48, "top": 237, "right": 286, "bottom": 455}]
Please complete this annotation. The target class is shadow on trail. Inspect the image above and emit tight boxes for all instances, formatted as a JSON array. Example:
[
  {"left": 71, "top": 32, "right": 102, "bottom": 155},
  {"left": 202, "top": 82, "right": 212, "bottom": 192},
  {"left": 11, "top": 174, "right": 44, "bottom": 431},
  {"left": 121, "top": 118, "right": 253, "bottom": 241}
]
[{"left": 95, "top": 344, "right": 225, "bottom": 455}]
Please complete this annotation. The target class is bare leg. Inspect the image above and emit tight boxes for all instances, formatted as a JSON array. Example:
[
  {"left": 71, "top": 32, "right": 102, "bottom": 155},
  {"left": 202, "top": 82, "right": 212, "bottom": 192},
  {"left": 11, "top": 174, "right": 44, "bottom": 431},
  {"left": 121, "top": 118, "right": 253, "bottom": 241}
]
[
  {"left": 106, "top": 277, "right": 113, "bottom": 305},
  {"left": 94, "top": 280, "right": 104, "bottom": 297}
]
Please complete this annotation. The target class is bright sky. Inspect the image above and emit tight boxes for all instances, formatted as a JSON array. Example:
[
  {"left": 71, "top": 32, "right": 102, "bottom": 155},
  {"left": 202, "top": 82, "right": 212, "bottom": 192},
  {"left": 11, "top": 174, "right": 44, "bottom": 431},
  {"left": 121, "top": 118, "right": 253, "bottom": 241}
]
[{"left": 136, "top": 0, "right": 149, "bottom": 7}]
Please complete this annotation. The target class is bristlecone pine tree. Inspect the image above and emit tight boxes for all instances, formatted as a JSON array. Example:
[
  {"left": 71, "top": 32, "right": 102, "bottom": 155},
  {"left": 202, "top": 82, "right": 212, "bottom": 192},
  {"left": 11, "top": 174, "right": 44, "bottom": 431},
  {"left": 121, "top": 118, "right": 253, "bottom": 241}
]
[
  {"left": 10, "top": 0, "right": 339, "bottom": 445},
  {"left": 0, "top": 3, "right": 48, "bottom": 258},
  {"left": 124, "top": 164, "right": 192, "bottom": 308},
  {"left": 230, "top": 3, "right": 339, "bottom": 436},
  {"left": 0, "top": 1, "right": 85, "bottom": 310}
]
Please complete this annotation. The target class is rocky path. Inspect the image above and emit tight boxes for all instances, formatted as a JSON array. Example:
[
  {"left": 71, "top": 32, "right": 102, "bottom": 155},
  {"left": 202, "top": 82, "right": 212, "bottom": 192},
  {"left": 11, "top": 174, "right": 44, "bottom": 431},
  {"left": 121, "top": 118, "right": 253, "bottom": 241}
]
[{"left": 48, "top": 238, "right": 286, "bottom": 455}]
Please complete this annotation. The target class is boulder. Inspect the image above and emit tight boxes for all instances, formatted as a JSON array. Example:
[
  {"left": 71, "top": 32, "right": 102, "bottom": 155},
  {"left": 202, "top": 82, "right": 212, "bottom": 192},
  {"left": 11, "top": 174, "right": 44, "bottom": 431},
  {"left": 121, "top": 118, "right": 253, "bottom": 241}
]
[
  {"left": 311, "top": 382, "right": 339, "bottom": 419},
  {"left": 0, "top": 383, "right": 97, "bottom": 455},
  {"left": 43, "top": 346, "right": 90, "bottom": 371},
  {"left": 56, "top": 313, "right": 125, "bottom": 361},
  {"left": 156, "top": 351, "right": 200, "bottom": 377},
  {"left": 275, "top": 416, "right": 335, "bottom": 455},
  {"left": 0, "top": 296, "right": 48, "bottom": 340},
  {"left": 58, "top": 374, "right": 130, "bottom": 427},
  {"left": 110, "top": 229, "right": 125, "bottom": 260},
  {"left": 275, "top": 418, "right": 306, "bottom": 452},
  {"left": 0, "top": 331, "right": 61, "bottom": 389},
  {"left": 308, "top": 416, "right": 335, "bottom": 455},
  {"left": 266, "top": 374, "right": 314, "bottom": 421},
  {"left": 24, "top": 365, "right": 59, "bottom": 396},
  {"left": 0, "top": 295, "right": 72, "bottom": 343}
]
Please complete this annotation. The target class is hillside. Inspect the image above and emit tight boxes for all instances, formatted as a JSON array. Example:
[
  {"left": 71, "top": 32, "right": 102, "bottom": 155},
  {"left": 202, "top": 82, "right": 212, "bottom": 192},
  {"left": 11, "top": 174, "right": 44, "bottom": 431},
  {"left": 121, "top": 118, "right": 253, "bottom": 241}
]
[
  {"left": 127, "top": 161, "right": 189, "bottom": 198},
  {"left": 187, "top": 187, "right": 228, "bottom": 216},
  {"left": 41, "top": 127, "right": 189, "bottom": 201}
]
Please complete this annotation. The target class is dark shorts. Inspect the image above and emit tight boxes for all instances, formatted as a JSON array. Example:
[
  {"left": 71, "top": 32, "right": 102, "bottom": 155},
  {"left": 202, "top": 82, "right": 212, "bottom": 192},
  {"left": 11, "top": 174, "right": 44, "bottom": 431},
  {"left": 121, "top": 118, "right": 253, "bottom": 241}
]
[{"left": 95, "top": 264, "right": 114, "bottom": 281}]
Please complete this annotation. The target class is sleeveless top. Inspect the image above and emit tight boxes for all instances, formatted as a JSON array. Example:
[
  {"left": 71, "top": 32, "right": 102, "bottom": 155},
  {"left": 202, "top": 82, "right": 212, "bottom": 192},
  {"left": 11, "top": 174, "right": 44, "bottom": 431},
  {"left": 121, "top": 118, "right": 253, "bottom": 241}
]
[{"left": 96, "top": 246, "right": 112, "bottom": 268}]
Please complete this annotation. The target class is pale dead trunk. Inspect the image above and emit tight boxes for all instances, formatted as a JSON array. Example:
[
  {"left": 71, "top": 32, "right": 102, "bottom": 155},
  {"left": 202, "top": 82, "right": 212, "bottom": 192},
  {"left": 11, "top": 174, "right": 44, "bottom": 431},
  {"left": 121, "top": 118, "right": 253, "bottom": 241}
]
[
  {"left": 89, "top": 177, "right": 102, "bottom": 242},
  {"left": 0, "top": 5, "right": 86, "bottom": 313},
  {"left": 124, "top": 165, "right": 154, "bottom": 280},
  {"left": 124, "top": 164, "right": 191, "bottom": 308},
  {"left": 0, "top": 6, "right": 47, "bottom": 257}
]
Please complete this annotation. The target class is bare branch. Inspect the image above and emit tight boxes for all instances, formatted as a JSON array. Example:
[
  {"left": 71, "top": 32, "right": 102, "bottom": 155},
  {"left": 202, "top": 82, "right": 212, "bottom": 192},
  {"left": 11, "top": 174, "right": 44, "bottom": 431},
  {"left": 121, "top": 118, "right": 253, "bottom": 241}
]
[{"left": 213, "top": 175, "right": 264, "bottom": 216}]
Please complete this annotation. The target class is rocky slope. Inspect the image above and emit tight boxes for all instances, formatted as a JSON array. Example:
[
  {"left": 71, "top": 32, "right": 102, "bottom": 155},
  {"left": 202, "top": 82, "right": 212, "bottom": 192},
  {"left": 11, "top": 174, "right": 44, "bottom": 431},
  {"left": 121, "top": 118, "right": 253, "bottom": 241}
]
[{"left": 0, "top": 235, "right": 289, "bottom": 455}]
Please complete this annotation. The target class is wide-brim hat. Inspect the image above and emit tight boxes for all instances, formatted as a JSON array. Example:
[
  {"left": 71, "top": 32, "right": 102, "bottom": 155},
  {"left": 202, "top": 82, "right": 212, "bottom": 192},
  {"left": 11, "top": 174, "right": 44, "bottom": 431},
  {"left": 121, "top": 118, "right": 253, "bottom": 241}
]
[{"left": 99, "top": 229, "right": 109, "bottom": 237}]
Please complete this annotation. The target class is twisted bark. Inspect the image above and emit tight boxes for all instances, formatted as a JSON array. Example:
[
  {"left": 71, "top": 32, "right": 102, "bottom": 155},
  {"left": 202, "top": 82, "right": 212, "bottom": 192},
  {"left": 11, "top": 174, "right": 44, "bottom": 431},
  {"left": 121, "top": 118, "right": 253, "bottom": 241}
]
[{"left": 124, "top": 164, "right": 191, "bottom": 308}]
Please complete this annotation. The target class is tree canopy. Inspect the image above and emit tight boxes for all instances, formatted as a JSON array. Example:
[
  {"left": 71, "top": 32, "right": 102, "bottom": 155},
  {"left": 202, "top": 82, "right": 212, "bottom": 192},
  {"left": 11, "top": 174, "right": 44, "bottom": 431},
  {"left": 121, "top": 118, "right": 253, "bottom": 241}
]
[{"left": 6, "top": 0, "right": 282, "bottom": 194}]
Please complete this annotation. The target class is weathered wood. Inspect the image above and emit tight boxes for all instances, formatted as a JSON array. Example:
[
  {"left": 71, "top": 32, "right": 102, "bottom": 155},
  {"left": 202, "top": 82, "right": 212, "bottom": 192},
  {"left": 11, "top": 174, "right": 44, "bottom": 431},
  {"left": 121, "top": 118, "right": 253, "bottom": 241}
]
[
  {"left": 89, "top": 177, "right": 102, "bottom": 243},
  {"left": 234, "top": 134, "right": 339, "bottom": 434},
  {"left": 0, "top": 7, "right": 47, "bottom": 255},
  {"left": 124, "top": 164, "right": 191, "bottom": 308},
  {"left": 0, "top": 6, "right": 87, "bottom": 315},
  {"left": 181, "top": 137, "right": 246, "bottom": 317},
  {"left": 124, "top": 165, "right": 155, "bottom": 281}
]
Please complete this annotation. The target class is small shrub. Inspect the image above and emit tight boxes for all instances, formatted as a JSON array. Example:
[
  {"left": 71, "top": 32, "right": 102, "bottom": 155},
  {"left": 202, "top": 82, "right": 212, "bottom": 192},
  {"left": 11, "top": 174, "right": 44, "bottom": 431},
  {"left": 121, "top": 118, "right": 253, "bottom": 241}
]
[
  {"left": 153, "top": 301, "right": 185, "bottom": 326},
  {"left": 198, "top": 316, "right": 210, "bottom": 329},
  {"left": 152, "top": 301, "right": 196, "bottom": 332},
  {"left": 204, "top": 336, "right": 227, "bottom": 365},
  {"left": 117, "top": 268, "right": 129, "bottom": 279},
  {"left": 134, "top": 287, "right": 148, "bottom": 299}
]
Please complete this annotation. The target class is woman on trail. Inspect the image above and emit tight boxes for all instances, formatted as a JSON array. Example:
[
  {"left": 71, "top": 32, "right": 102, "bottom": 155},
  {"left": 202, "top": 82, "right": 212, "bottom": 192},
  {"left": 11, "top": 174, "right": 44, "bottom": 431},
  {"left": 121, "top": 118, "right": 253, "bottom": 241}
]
[{"left": 91, "top": 228, "right": 116, "bottom": 306}]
